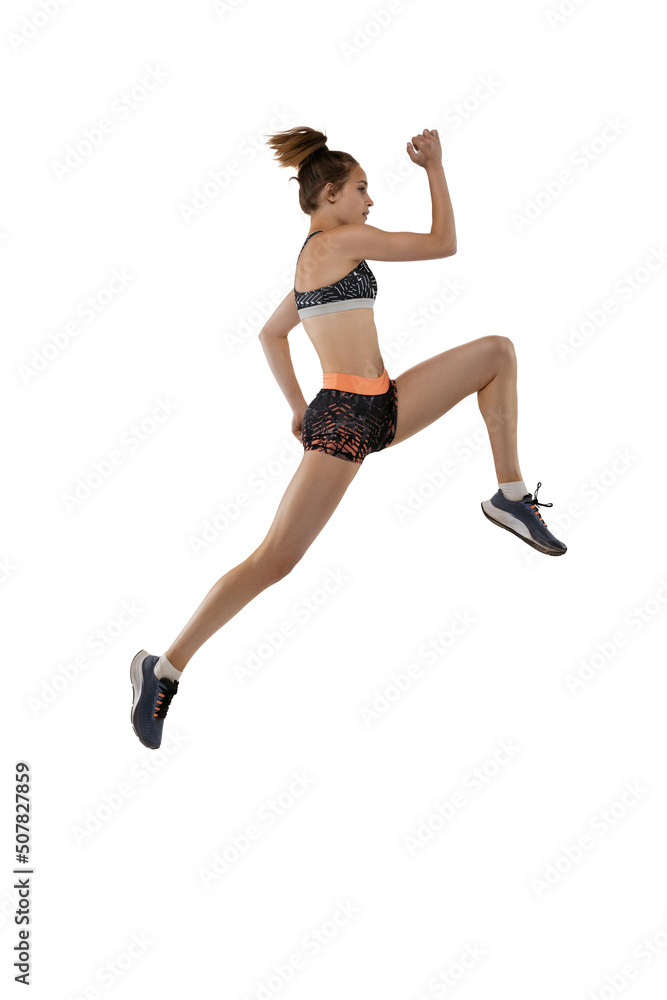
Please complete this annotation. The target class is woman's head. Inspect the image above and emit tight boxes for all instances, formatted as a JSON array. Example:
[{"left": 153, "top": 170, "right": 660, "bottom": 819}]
[{"left": 265, "top": 125, "right": 372, "bottom": 224}]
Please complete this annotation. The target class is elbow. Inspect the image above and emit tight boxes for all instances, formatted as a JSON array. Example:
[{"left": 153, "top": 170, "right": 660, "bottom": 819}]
[
  {"left": 432, "top": 235, "right": 456, "bottom": 257},
  {"left": 258, "top": 326, "right": 289, "bottom": 341}
]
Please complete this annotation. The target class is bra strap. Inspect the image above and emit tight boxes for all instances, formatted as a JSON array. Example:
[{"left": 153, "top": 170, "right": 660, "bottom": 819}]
[
  {"left": 307, "top": 230, "right": 323, "bottom": 239},
  {"left": 298, "top": 229, "right": 324, "bottom": 258}
]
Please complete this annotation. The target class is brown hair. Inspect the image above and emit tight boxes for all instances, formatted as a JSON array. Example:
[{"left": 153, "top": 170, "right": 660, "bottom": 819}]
[{"left": 264, "top": 125, "right": 359, "bottom": 215}]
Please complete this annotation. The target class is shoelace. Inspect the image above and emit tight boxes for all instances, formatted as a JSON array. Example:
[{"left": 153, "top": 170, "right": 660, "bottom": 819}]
[
  {"left": 521, "top": 481, "right": 553, "bottom": 526},
  {"left": 153, "top": 677, "right": 179, "bottom": 720}
]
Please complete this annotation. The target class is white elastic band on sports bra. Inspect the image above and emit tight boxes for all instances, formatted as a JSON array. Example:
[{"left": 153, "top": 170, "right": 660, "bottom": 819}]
[{"left": 296, "top": 298, "right": 375, "bottom": 319}]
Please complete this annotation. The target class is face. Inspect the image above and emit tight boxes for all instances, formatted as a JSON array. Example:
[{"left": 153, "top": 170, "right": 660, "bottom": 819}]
[{"left": 330, "top": 166, "right": 374, "bottom": 223}]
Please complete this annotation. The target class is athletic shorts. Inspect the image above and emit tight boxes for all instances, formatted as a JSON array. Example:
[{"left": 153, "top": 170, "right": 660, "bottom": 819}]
[{"left": 301, "top": 366, "right": 398, "bottom": 464}]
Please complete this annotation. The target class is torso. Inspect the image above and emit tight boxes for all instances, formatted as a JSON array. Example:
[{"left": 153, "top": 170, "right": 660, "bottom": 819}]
[{"left": 294, "top": 228, "right": 384, "bottom": 379}]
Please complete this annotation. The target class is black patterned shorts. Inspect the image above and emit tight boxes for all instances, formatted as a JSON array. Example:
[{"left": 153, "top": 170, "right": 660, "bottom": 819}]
[{"left": 302, "top": 376, "right": 398, "bottom": 464}]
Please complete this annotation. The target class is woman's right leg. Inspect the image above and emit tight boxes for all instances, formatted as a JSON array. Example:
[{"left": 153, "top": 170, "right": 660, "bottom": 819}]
[{"left": 164, "top": 449, "right": 362, "bottom": 670}]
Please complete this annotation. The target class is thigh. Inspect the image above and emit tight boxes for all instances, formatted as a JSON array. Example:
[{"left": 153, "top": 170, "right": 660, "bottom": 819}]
[
  {"left": 253, "top": 448, "right": 362, "bottom": 573},
  {"left": 302, "top": 388, "right": 373, "bottom": 464},
  {"left": 386, "top": 335, "right": 513, "bottom": 449}
]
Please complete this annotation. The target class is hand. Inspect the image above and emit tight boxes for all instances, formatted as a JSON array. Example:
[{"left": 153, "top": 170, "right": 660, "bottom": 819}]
[
  {"left": 292, "top": 406, "right": 306, "bottom": 442},
  {"left": 406, "top": 128, "right": 442, "bottom": 168}
]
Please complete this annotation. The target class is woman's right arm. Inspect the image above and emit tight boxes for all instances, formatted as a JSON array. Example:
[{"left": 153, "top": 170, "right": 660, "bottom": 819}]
[
  {"left": 426, "top": 159, "right": 456, "bottom": 253},
  {"left": 337, "top": 129, "right": 457, "bottom": 262}
]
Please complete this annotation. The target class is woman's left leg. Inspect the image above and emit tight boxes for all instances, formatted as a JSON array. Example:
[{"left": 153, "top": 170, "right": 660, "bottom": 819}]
[{"left": 386, "top": 334, "right": 522, "bottom": 483}]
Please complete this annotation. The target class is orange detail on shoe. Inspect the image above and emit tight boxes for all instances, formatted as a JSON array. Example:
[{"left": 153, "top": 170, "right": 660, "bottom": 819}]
[
  {"left": 322, "top": 366, "right": 389, "bottom": 395},
  {"left": 530, "top": 505, "right": 546, "bottom": 525}
]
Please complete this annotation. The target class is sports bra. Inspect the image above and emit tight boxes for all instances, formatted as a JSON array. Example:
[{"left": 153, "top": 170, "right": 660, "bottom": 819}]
[{"left": 293, "top": 230, "right": 377, "bottom": 319}]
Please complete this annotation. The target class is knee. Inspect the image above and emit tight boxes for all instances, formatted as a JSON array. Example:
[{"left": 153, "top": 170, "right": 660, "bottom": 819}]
[
  {"left": 251, "top": 549, "right": 299, "bottom": 587},
  {"left": 269, "top": 560, "right": 298, "bottom": 584},
  {"left": 488, "top": 334, "right": 516, "bottom": 365}
]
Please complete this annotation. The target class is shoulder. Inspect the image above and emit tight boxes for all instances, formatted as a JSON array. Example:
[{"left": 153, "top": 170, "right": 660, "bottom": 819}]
[{"left": 312, "top": 224, "right": 365, "bottom": 263}]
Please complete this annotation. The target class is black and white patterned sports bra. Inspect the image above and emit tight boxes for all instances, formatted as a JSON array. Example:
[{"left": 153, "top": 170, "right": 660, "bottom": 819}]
[{"left": 294, "top": 230, "right": 377, "bottom": 320}]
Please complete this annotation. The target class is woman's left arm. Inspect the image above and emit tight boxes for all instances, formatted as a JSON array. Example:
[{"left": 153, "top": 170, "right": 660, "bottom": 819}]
[
  {"left": 258, "top": 329, "right": 308, "bottom": 414},
  {"left": 261, "top": 289, "right": 301, "bottom": 339}
]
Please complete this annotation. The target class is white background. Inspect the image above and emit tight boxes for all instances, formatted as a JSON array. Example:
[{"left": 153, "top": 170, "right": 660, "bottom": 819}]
[{"left": 3, "top": 0, "right": 666, "bottom": 997}]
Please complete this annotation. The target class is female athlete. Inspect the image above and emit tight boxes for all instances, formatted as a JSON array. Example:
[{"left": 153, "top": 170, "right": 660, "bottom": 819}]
[{"left": 130, "top": 126, "right": 566, "bottom": 749}]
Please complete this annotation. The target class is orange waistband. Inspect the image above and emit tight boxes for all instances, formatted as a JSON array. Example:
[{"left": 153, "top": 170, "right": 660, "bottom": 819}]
[{"left": 322, "top": 366, "right": 390, "bottom": 394}]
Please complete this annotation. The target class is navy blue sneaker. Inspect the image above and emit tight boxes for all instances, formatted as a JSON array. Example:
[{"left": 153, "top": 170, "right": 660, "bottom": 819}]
[
  {"left": 130, "top": 649, "right": 180, "bottom": 749},
  {"left": 481, "top": 482, "right": 567, "bottom": 556}
]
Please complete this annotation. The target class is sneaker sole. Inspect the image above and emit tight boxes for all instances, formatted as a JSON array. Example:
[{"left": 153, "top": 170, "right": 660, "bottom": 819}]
[
  {"left": 480, "top": 503, "right": 566, "bottom": 556},
  {"left": 130, "top": 649, "right": 159, "bottom": 748}
]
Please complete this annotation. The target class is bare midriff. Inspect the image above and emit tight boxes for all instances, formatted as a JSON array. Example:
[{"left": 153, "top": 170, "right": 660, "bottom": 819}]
[{"left": 300, "top": 309, "right": 385, "bottom": 380}]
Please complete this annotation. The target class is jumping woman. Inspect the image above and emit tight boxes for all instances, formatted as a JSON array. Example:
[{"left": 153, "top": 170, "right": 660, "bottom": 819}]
[{"left": 130, "top": 126, "right": 567, "bottom": 750}]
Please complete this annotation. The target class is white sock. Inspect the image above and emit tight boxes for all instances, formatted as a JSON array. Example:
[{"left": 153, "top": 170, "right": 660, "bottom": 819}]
[
  {"left": 154, "top": 653, "right": 183, "bottom": 681},
  {"left": 499, "top": 480, "right": 528, "bottom": 501}
]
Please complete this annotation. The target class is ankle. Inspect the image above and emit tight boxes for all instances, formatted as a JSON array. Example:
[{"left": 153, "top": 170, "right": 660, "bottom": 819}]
[
  {"left": 165, "top": 648, "right": 188, "bottom": 670},
  {"left": 156, "top": 652, "right": 185, "bottom": 681},
  {"left": 498, "top": 479, "right": 528, "bottom": 501}
]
